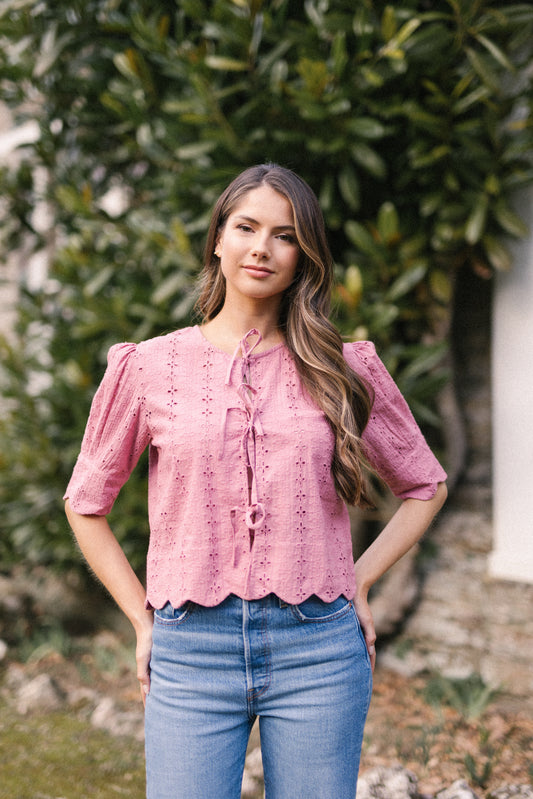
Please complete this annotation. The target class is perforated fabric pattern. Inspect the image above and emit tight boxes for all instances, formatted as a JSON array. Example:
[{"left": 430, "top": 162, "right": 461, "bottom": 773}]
[{"left": 65, "top": 326, "right": 446, "bottom": 609}]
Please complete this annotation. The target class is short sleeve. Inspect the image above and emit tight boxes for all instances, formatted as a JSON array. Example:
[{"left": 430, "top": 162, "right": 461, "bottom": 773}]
[
  {"left": 344, "top": 341, "right": 447, "bottom": 500},
  {"left": 64, "top": 342, "right": 151, "bottom": 515}
]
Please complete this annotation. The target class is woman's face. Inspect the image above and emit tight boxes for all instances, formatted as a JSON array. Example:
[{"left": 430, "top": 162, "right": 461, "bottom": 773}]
[{"left": 215, "top": 184, "right": 300, "bottom": 310}]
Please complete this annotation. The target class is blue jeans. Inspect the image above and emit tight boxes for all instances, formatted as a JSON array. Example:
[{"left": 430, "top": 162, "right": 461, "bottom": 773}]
[{"left": 145, "top": 594, "right": 372, "bottom": 799}]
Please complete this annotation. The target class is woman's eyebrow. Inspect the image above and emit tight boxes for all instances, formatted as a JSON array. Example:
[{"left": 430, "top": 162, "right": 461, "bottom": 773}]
[{"left": 234, "top": 214, "right": 296, "bottom": 232}]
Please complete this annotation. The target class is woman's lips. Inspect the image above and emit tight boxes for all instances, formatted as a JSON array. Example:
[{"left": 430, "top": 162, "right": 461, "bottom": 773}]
[{"left": 242, "top": 265, "right": 274, "bottom": 277}]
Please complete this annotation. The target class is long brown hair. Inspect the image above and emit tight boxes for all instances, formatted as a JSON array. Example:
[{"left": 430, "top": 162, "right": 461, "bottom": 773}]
[{"left": 195, "top": 164, "right": 374, "bottom": 506}]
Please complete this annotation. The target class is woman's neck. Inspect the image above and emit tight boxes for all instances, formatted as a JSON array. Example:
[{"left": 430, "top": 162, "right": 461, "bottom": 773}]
[{"left": 200, "top": 304, "right": 284, "bottom": 355}]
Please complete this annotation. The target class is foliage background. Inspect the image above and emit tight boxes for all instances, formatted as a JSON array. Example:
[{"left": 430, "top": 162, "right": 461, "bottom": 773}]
[{"left": 0, "top": 0, "right": 532, "bottom": 576}]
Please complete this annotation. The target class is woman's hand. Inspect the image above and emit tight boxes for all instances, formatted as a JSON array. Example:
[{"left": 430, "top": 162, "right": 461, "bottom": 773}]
[
  {"left": 353, "top": 592, "right": 376, "bottom": 672},
  {"left": 135, "top": 612, "right": 154, "bottom": 707}
]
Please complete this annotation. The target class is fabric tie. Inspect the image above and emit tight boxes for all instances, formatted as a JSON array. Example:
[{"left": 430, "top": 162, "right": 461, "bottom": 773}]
[
  {"left": 224, "top": 328, "right": 262, "bottom": 388},
  {"left": 221, "top": 330, "right": 267, "bottom": 566}
]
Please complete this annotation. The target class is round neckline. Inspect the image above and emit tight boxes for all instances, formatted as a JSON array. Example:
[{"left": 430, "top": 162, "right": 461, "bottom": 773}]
[{"left": 194, "top": 324, "right": 286, "bottom": 358}]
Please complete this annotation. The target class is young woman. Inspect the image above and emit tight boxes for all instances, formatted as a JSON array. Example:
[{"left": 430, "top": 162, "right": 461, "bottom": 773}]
[{"left": 65, "top": 163, "right": 447, "bottom": 798}]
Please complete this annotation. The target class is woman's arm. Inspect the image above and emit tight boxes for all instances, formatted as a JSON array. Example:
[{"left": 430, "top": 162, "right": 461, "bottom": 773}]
[
  {"left": 65, "top": 499, "right": 153, "bottom": 704},
  {"left": 353, "top": 481, "right": 448, "bottom": 671}
]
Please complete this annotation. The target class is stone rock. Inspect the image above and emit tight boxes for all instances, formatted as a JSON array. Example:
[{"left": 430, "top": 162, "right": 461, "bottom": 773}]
[
  {"left": 244, "top": 747, "right": 263, "bottom": 780},
  {"left": 241, "top": 747, "right": 263, "bottom": 797},
  {"left": 378, "top": 646, "right": 428, "bottom": 679},
  {"left": 356, "top": 765, "right": 419, "bottom": 798},
  {"left": 435, "top": 780, "right": 481, "bottom": 799},
  {"left": 91, "top": 696, "right": 118, "bottom": 728},
  {"left": 487, "top": 788, "right": 533, "bottom": 799},
  {"left": 0, "top": 574, "right": 26, "bottom": 614},
  {"left": 15, "top": 672, "right": 64, "bottom": 714},
  {"left": 240, "top": 770, "right": 260, "bottom": 798},
  {"left": 67, "top": 685, "right": 100, "bottom": 709},
  {"left": 3, "top": 662, "right": 26, "bottom": 693},
  {"left": 90, "top": 696, "right": 144, "bottom": 740}
]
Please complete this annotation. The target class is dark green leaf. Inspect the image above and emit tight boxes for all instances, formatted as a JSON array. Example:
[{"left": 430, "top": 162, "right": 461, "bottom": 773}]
[
  {"left": 465, "top": 193, "right": 489, "bottom": 245},
  {"left": 386, "top": 264, "right": 427, "bottom": 302}
]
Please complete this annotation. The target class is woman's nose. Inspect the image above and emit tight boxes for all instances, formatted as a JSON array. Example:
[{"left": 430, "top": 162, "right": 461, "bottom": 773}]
[{"left": 251, "top": 237, "right": 270, "bottom": 258}]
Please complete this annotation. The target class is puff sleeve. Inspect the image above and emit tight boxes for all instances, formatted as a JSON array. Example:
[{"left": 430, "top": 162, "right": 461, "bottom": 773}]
[
  {"left": 344, "top": 341, "right": 447, "bottom": 500},
  {"left": 64, "top": 342, "right": 151, "bottom": 515}
]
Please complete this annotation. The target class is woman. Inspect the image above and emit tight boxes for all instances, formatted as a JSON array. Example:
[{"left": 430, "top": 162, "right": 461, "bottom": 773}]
[{"left": 65, "top": 163, "right": 447, "bottom": 798}]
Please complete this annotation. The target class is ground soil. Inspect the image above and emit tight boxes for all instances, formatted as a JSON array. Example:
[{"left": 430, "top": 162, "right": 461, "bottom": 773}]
[
  {"left": 3, "top": 635, "right": 532, "bottom": 798},
  {"left": 362, "top": 668, "right": 533, "bottom": 796}
]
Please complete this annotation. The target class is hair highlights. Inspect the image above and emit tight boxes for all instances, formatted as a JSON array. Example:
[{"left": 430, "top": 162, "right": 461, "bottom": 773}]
[{"left": 195, "top": 164, "right": 374, "bottom": 506}]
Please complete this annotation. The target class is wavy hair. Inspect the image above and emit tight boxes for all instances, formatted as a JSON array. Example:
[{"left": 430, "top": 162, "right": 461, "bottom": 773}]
[{"left": 195, "top": 164, "right": 374, "bottom": 506}]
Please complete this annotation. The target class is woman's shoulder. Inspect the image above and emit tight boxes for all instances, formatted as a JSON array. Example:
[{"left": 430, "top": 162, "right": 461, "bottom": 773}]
[
  {"left": 342, "top": 339, "right": 379, "bottom": 376},
  {"left": 112, "top": 325, "right": 197, "bottom": 362},
  {"left": 342, "top": 339, "right": 376, "bottom": 357},
  {"left": 103, "top": 326, "right": 199, "bottom": 377}
]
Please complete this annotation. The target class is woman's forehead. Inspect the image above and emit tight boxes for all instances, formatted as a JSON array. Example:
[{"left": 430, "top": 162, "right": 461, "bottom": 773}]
[{"left": 228, "top": 184, "right": 294, "bottom": 223}]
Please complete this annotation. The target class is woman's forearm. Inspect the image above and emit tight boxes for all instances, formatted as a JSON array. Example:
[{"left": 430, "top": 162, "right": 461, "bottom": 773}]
[
  {"left": 354, "top": 481, "right": 448, "bottom": 596},
  {"left": 352, "top": 481, "right": 447, "bottom": 670},
  {"left": 64, "top": 499, "right": 151, "bottom": 634},
  {"left": 65, "top": 499, "right": 154, "bottom": 703}
]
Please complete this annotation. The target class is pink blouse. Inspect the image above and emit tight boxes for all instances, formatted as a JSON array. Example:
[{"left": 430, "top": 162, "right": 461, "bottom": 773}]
[{"left": 65, "top": 326, "right": 446, "bottom": 608}]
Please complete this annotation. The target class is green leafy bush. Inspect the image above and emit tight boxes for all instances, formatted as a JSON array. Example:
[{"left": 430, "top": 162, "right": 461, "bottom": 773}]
[{"left": 0, "top": 0, "right": 532, "bottom": 574}]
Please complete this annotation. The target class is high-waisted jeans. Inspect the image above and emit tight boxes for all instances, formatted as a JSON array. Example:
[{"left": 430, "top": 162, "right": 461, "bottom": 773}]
[{"left": 145, "top": 593, "right": 372, "bottom": 799}]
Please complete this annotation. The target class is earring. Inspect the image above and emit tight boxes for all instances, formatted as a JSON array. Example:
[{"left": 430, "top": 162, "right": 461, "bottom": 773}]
[{"left": 214, "top": 248, "right": 221, "bottom": 258}]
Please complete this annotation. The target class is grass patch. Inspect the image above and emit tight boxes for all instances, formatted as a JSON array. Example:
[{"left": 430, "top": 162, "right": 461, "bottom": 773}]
[{"left": 0, "top": 698, "right": 145, "bottom": 798}]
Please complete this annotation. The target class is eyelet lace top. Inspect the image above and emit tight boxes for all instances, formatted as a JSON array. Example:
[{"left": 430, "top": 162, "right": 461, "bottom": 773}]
[{"left": 64, "top": 325, "right": 446, "bottom": 609}]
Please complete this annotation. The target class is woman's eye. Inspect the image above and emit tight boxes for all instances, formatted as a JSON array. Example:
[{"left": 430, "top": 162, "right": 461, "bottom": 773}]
[
  {"left": 237, "top": 224, "right": 253, "bottom": 233},
  {"left": 278, "top": 233, "right": 295, "bottom": 243}
]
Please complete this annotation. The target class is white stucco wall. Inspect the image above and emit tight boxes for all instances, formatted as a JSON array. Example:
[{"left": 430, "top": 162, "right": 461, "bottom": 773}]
[{"left": 489, "top": 187, "right": 533, "bottom": 584}]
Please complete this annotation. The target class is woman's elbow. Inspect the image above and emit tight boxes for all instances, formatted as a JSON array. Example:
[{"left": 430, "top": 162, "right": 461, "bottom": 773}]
[
  {"left": 434, "top": 481, "right": 448, "bottom": 510},
  {"left": 64, "top": 497, "right": 79, "bottom": 524}
]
